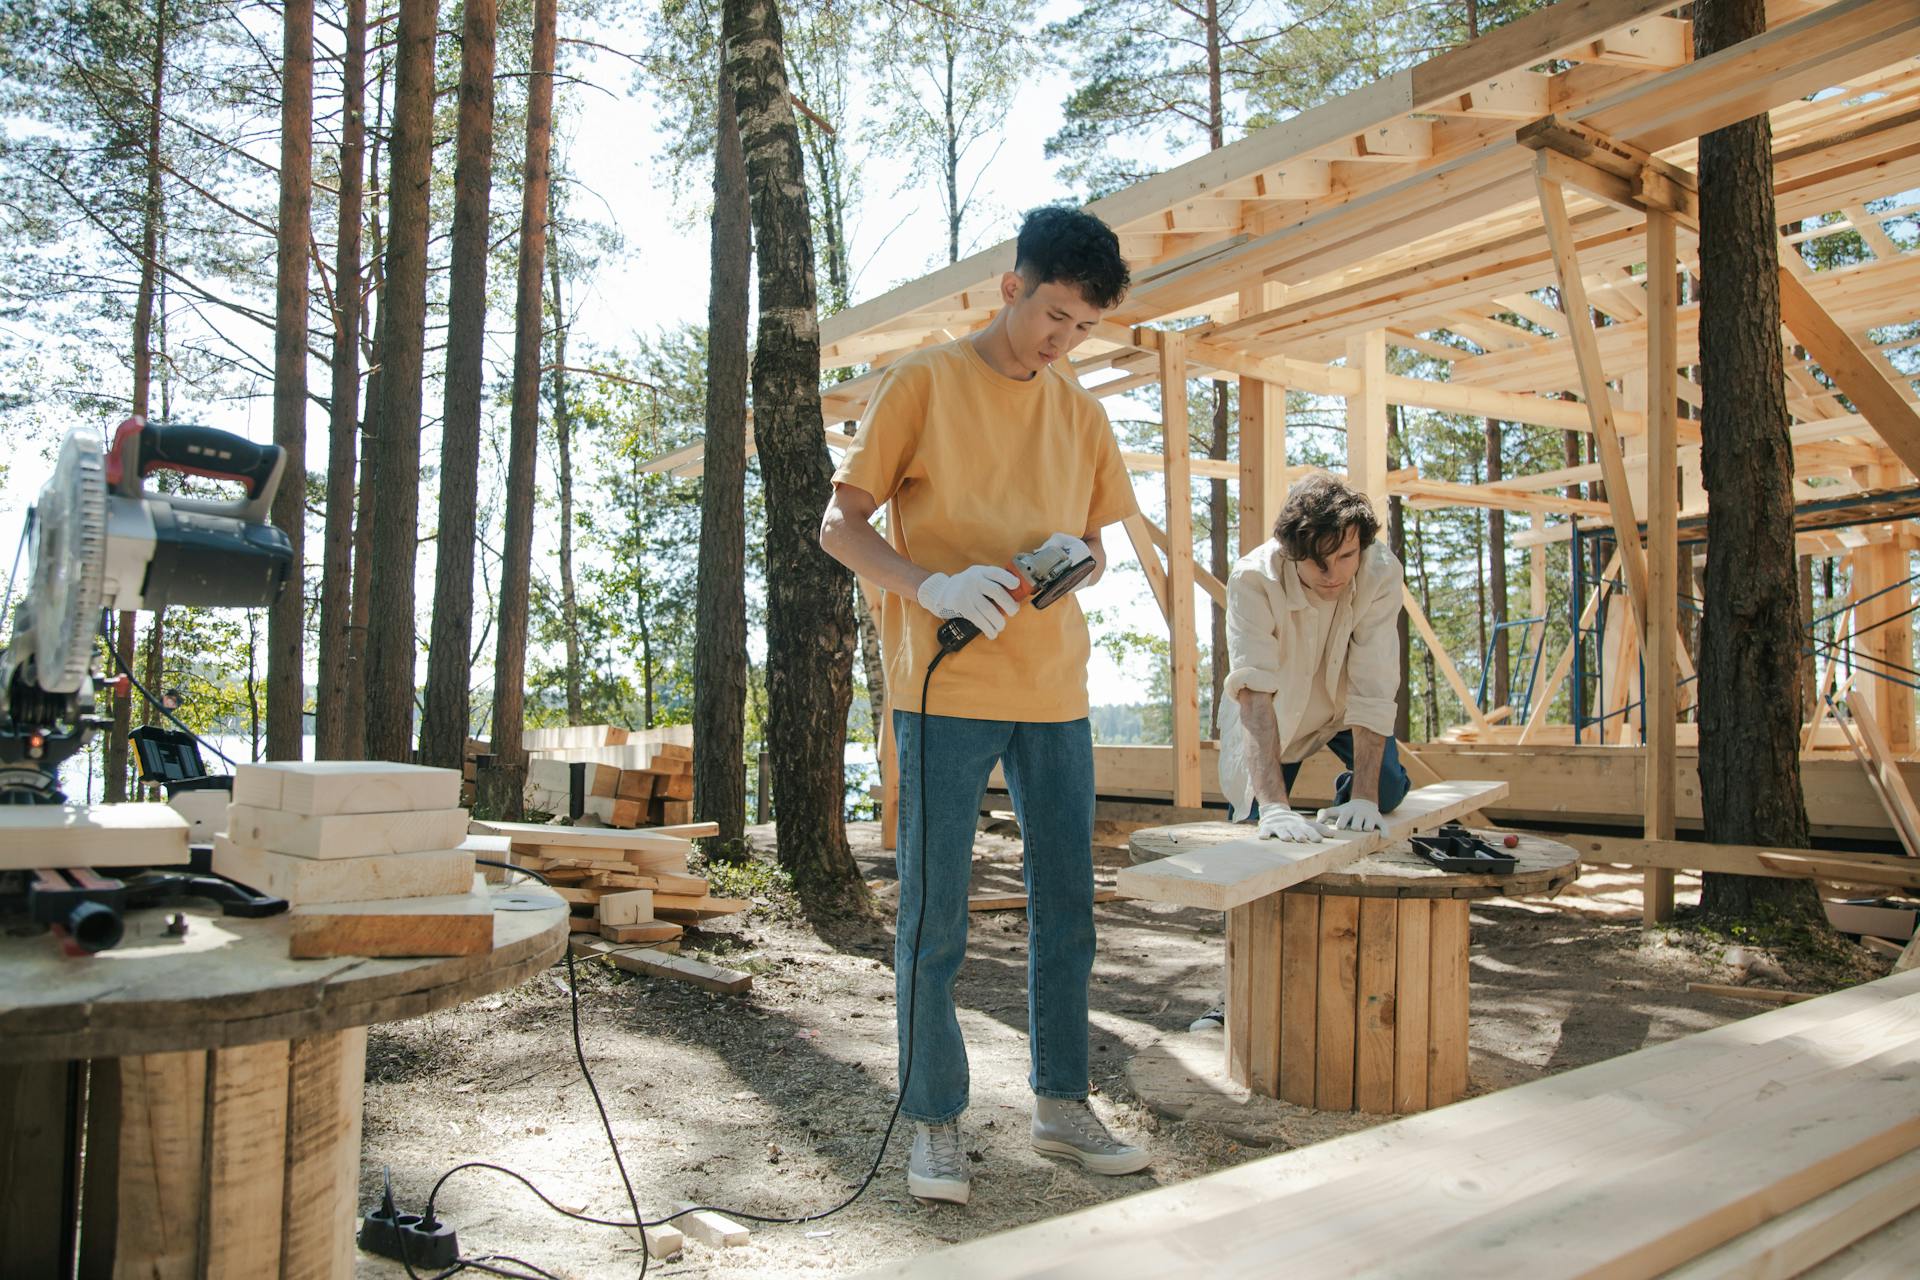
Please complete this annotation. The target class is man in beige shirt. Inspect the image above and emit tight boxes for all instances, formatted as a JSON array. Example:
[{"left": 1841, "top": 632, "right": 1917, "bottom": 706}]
[{"left": 1196, "top": 474, "right": 1410, "bottom": 1029}]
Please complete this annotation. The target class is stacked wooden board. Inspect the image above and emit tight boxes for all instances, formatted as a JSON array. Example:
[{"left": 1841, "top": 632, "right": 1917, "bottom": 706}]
[
  {"left": 211, "top": 761, "right": 496, "bottom": 959},
  {"left": 522, "top": 740, "right": 698, "bottom": 828},
  {"left": 857, "top": 966, "right": 1920, "bottom": 1279},
  {"left": 472, "top": 820, "right": 746, "bottom": 950}
]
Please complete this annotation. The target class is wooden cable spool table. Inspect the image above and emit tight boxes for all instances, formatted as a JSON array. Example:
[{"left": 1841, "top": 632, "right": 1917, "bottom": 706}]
[
  {"left": 1128, "top": 824, "right": 1578, "bottom": 1115},
  {"left": 0, "top": 881, "right": 567, "bottom": 1278}
]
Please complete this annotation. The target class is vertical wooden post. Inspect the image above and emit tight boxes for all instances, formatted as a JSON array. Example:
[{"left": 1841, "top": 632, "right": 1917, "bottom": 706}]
[
  {"left": 113, "top": 1050, "right": 208, "bottom": 1279},
  {"left": 1853, "top": 467, "right": 1915, "bottom": 754},
  {"left": 1238, "top": 282, "right": 1287, "bottom": 555},
  {"left": 1345, "top": 329, "right": 1388, "bottom": 521},
  {"left": 1644, "top": 209, "right": 1680, "bottom": 924},
  {"left": 204, "top": 1041, "right": 292, "bottom": 1277},
  {"left": 1162, "top": 330, "right": 1202, "bottom": 809}
]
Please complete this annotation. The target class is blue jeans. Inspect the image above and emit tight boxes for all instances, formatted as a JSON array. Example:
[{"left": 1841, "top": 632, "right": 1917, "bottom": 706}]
[
  {"left": 891, "top": 711, "right": 1096, "bottom": 1122},
  {"left": 1265, "top": 730, "right": 1411, "bottom": 818}
]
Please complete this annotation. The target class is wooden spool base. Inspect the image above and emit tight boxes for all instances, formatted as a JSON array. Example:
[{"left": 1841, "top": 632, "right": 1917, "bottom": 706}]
[
  {"left": 1226, "top": 893, "right": 1468, "bottom": 1113},
  {"left": 1, "top": 1028, "right": 367, "bottom": 1278}
]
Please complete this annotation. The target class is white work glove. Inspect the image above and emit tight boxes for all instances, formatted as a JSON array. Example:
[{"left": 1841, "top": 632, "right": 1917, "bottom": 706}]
[
  {"left": 1038, "top": 531, "right": 1093, "bottom": 570},
  {"left": 1316, "top": 797, "right": 1385, "bottom": 833},
  {"left": 917, "top": 564, "right": 1022, "bottom": 638},
  {"left": 1257, "top": 806, "right": 1324, "bottom": 843}
]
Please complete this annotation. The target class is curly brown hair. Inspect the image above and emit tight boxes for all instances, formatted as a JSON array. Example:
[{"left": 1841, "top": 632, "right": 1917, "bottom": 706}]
[{"left": 1272, "top": 473, "right": 1379, "bottom": 568}]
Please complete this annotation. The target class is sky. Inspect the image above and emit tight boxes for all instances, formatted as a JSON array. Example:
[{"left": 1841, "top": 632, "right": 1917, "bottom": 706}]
[{"left": 0, "top": 1, "right": 1201, "bottom": 720}]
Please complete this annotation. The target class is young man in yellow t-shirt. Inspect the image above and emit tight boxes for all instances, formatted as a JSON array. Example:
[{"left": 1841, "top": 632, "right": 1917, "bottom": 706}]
[{"left": 819, "top": 207, "right": 1149, "bottom": 1204}]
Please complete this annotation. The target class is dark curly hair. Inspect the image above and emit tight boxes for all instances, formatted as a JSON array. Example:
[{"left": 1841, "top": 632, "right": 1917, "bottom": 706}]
[
  {"left": 1273, "top": 473, "right": 1379, "bottom": 568},
  {"left": 1014, "top": 206, "right": 1130, "bottom": 310}
]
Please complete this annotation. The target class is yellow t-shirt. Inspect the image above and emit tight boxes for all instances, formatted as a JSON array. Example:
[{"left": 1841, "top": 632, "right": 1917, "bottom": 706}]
[{"left": 833, "top": 338, "right": 1138, "bottom": 721}]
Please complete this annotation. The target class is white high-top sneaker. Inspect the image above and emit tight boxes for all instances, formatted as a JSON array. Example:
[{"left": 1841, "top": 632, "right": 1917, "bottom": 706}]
[
  {"left": 1031, "top": 1097, "right": 1151, "bottom": 1175},
  {"left": 907, "top": 1120, "right": 971, "bottom": 1204}
]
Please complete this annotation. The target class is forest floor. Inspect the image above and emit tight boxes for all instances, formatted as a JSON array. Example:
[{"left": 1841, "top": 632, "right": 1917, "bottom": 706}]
[{"left": 355, "top": 819, "right": 1894, "bottom": 1280}]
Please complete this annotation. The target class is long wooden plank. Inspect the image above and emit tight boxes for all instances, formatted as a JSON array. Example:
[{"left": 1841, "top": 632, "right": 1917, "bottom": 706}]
[
  {"left": 1844, "top": 698, "right": 1920, "bottom": 857},
  {"left": 232, "top": 760, "right": 461, "bottom": 816},
  {"left": 203, "top": 1041, "right": 291, "bottom": 1278},
  {"left": 1278, "top": 893, "right": 1320, "bottom": 1107},
  {"left": 113, "top": 1050, "right": 207, "bottom": 1280},
  {"left": 1426, "top": 899, "right": 1471, "bottom": 1109},
  {"left": 226, "top": 804, "right": 471, "bottom": 860},
  {"left": 1675, "top": 1149, "right": 1920, "bottom": 1280},
  {"left": 1114, "top": 781, "right": 1508, "bottom": 910},
  {"left": 1162, "top": 330, "right": 1203, "bottom": 810},
  {"left": 1393, "top": 899, "right": 1432, "bottom": 1114},
  {"left": 1314, "top": 896, "right": 1360, "bottom": 1111},
  {"left": 289, "top": 879, "right": 497, "bottom": 958},
  {"left": 1225, "top": 903, "right": 1255, "bottom": 1088},
  {"left": 1354, "top": 897, "right": 1398, "bottom": 1114},
  {"left": 1403, "top": 585, "right": 1493, "bottom": 731},
  {"left": 474, "top": 819, "right": 696, "bottom": 856},
  {"left": 1777, "top": 261, "right": 1920, "bottom": 479},
  {"left": 1644, "top": 206, "right": 1680, "bottom": 925},
  {"left": 853, "top": 975, "right": 1920, "bottom": 1279},
  {"left": 0, "top": 802, "right": 190, "bottom": 871}
]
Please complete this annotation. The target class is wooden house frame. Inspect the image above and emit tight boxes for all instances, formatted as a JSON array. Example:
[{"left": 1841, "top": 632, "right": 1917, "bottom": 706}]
[{"left": 649, "top": 0, "right": 1920, "bottom": 916}]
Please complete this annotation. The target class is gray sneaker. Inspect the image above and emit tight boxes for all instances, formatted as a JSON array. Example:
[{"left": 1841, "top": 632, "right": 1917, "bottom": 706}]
[
  {"left": 1031, "top": 1097, "right": 1151, "bottom": 1175},
  {"left": 1189, "top": 1004, "right": 1225, "bottom": 1033},
  {"left": 907, "top": 1120, "right": 971, "bottom": 1204}
]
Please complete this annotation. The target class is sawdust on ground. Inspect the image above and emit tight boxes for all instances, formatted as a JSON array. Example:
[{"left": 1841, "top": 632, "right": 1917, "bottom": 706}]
[{"left": 354, "top": 821, "right": 1894, "bottom": 1279}]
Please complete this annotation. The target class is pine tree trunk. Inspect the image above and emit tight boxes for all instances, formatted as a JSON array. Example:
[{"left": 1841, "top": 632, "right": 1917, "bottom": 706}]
[
  {"left": 316, "top": 0, "right": 365, "bottom": 761},
  {"left": 1694, "top": 0, "right": 1820, "bottom": 924},
  {"left": 363, "top": 0, "right": 439, "bottom": 762},
  {"left": 486, "top": 0, "right": 556, "bottom": 813},
  {"left": 725, "top": 0, "right": 869, "bottom": 916},
  {"left": 1486, "top": 419, "right": 1508, "bottom": 704},
  {"left": 267, "top": 0, "right": 313, "bottom": 762},
  {"left": 550, "top": 224, "right": 582, "bottom": 724},
  {"left": 109, "top": 0, "right": 169, "bottom": 801},
  {"left": 694, "top": 63, "right": 751, "bottom": 844},
  {"left": 345, "top": 60, "right": 388, "bottom": 760},
  {"left": 420, "top": 0, "right": 496, "bottom": 769}
]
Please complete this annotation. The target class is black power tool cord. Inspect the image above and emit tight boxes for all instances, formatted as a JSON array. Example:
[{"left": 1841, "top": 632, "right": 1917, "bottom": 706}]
[{"left": 388, "top": 652, "right": 951, "bottom": 1277}]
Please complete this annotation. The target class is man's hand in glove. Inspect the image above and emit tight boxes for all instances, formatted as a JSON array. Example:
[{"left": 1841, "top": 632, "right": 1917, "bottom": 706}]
[
  {"left": 1316, "top": 797, "right": 1385, "bottom": 833},
  {"left": 1037, "top": 531, "right": 1093, "bottom": 570},
  {"left": 1257, "top": 806, "right": 1324, "bottom": 843},
  {"left": 917, "top": 565, "right": 1022, "bottom": 638}
]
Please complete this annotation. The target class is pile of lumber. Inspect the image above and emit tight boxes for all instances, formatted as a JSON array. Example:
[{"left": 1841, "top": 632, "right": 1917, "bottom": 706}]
[
  {"left": 524, "top": 744, "right": 697, "bottom": 828},
  {"left": 472, "top": 820, "right": 747, "bottom": 952},
  {"left": 212, "top": 761, "right": 497, "bottom": 959},
  {"left": 859, "top": 966, "right": 1920, "bottom": 1279}
]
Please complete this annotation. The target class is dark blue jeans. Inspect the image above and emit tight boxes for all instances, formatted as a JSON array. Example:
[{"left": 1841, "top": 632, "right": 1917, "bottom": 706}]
[
  {"left": 891, "top": 711, "right": 1096, "bottom": 1122},
  {"left": 1262, "top": 729, "right": 1411, "bottom": 819}
]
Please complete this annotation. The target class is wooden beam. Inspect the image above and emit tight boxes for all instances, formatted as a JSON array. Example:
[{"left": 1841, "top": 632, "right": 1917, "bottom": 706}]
[
  {"left": 1535, "top": 158, "right": 1653, "bottom": 641},
  {"left": 1239, "top": 281, "right": 1287, "bottom": 555},
  {"left": 1138, "top": 513, "right": 1228, "bottom": 608},
  {"left": 1644, "top": 208, "right": 1680, "bottom": 925},
  {"left": 1162, "top": 331, "right": 1202, "bottom": 809},
  {"left": 1403, "top": 585, "right": 1492, "bottom": 733},
  {"left": 1122, "top": 513, "right": 1172, "bottom": 623},
  {"left": 1347, "top": 330, "right": 1388, "bottom": 521},
  {"left": 1777, "top": 260, "right": 1920, "bottom": 479}
]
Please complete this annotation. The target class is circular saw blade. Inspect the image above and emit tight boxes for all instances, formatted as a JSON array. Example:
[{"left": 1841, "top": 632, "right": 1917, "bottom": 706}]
[{"left": 28, "top": 431, "right": 108, "bottom": 694}]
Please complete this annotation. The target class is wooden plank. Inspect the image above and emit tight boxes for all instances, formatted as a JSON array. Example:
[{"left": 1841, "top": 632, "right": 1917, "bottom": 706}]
[
  {"left": 599, "top": 921, "right": 684, "bottom": 945},
  {"left": 1665, "top": 1146, "right": 1920, "bottom": 1280},
  {"left": 203, "top": 1040, "right": 290, "bottom": 1279},
  {"left": 1779, "top": 254, "right": 1920, "bottom": 480},
  {"left": 1120, "top": 512, "right": 1172, "bottom": 621},
  {"left": 1278, "top": 893, "right": 1319, "bottom": 1107},
  {"left": 1346, "top": 329, "right": 1389, "bottom": 520},
  {"left": 628, "top": 1219, "right": 684, "bottom": 1260},
  {"left": 1114, "top": 781, "right": 1509, "bottom": 910},
  {"left": 1247, "top": 895, "right": 1284, "bottom": 1096},
  {"left": 232, "top": 760, "right": 461, "bottom": 816},
  {"left": 225, "top": 804, "right": 471, "bottom": 860},
  {"left": 966, "top": 889, "right": 1120, "bottom": 912},
  {"left": 1224, "top": 903, "right": 1254, "bottom": 1088},
  {"left": 1645, "top": 205, "right": 1680, "bottom": 926},
  {"left": 113, "top": 1050, "right": 207, "bottom": 1280},
  {"left": 1426, "top": 899, "right": 1470, "bottom": 1108},
  {"left": 0, "top": 1061, "right": 73, "bottom": 1276},
  {"left": 1314, "top": 896, "right": 1360, "bottom": 1111},
  {"left": 616, "top": 770, "right": 658, "bottom": 801},
  {"left": 474, "top": 820, "right": 696, "bottom": 855},
  {"left": 599, "top": 947, "right": 752, "bottom": 995},
  {"left": 1571, "top": 834, "right": 1920, "bottom": 887},
  {"left": 599, "top": 889, "right": 655, "bottom": 925},
  {"left": 675, "top": 1203, "right": 751, "bottom": 1248},
  {"left": 289, "top": 879, "right": 497, "bottom": 958},
  {"left": 0, "top": 802, "right": 190, "bottom": 872},
  {"left": 1394, "top": 898, "right": 1432, "bottom": 1114},
  {"left": 280, "top": 1026, "right": 365, "bottom": 1280},
  {"left": 212, "top": 837, "right": 475, "bottom": 906},
  {"left": 1162, "top": 330, "right": 1202, "bottom": 810},
  {"left": 1355, "top": 897, "right": 1398, "bottom": 1114},
  {"left": 1535, "top": 158, "right": 1651, "bottom": 632},
  {"left": 1403, "top": 585, "right": 1493, "bottom": 732},
  {"left": 1846, "top": 698, "right": 1920, "bottom": 857},
  {"left": 1688, "top": 983, "right": 1819, "bottom": 1006},
  {"left": 1238, "top": 281, "right": 1287, "bottom": 555}
]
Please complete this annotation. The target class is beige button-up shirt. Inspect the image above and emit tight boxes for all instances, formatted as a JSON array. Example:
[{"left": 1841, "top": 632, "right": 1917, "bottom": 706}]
[{"left": 1217, "top": 538, "right": 1405, "bottom": 818}]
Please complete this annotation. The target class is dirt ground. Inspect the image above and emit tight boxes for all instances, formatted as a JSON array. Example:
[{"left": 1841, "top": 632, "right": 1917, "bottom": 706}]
[{"left": 355, "top": 820, "right": 1895, "bottom": 1279}]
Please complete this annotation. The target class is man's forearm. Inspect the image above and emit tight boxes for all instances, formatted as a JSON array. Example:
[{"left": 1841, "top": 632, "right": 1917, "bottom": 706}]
[
  {"left": 1349, "top": 727, "right": 1386, "bottom": 806},
  {"left": 820, "top": 501, "right": 929, "bottom": 598},
  {"left": 1235, "top": 687, "right": 1290, "bottom": 810}
]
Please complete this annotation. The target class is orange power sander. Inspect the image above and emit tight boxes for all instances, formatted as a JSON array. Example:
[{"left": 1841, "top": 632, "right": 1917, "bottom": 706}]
[{"left": 936, "top": 538, "right": 1097, "bottom": 653}]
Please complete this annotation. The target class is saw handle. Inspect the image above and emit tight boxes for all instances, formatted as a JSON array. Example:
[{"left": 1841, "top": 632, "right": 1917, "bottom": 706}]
[{"left": 109, "top": 418, "right": 285, "bottom": 517}]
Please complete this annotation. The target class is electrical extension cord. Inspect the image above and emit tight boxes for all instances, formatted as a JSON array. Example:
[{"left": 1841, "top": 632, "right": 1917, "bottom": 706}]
[{"left": 369, "top": 651, "right": 953, "bottom": 1278}]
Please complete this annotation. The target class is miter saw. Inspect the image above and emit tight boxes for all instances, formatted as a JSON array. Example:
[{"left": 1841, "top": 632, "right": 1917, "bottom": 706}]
[{"left": 1, "top": 418, "right": 294, "bottom": 950}]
